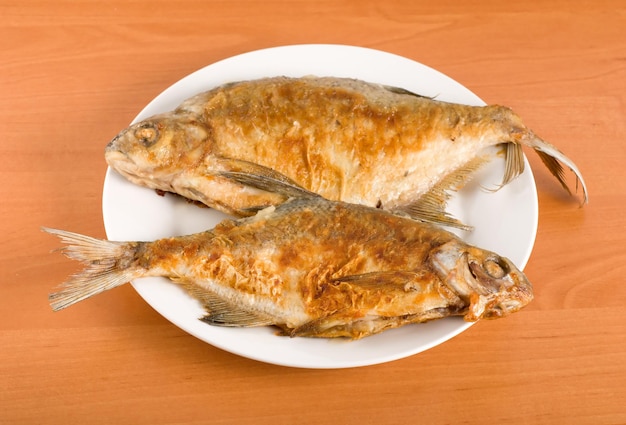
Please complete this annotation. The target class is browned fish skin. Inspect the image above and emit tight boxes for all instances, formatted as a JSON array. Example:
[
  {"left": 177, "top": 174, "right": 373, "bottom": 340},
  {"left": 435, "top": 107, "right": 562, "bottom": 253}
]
[
  {"left": 106, "top": 77, "right": 587, "bottom": 225},
  {"left": 45, "top": 196, "right": 533, "bottom": 339},
  {"left": 200, "top": 78, "right": 502, "bottom": 204}
]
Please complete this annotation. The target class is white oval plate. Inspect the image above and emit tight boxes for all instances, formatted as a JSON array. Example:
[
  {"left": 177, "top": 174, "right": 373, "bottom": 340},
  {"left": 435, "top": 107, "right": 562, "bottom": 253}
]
[{"left": 102, "top": 44, "right": 538, "bottom": 369}]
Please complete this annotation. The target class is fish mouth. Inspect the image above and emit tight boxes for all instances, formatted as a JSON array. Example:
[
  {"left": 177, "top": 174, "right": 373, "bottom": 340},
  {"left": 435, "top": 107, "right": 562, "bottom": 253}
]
[
  {"left": 105, "top": 149, "right": 155, "bottom": 188},
  {"left": 105, "top": 149, "right": 136, "bottom": 174},
  {"left": 104, "top": 131, "right": 150, "bottom": 179},
  {"left": 465, "top": 260, "right": 533, "bottom": 320},
  {"left": 479, "top": 296, "right": 527, "bottom": 319},
  {"left": 105, "top": 148, "right": 180, "bottom": 195}
]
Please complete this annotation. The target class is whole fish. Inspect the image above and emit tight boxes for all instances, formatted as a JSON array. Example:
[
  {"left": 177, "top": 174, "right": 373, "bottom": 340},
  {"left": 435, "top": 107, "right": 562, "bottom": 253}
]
[
  {"left": 106, "top": 76, "right": 587, "bottom": 229},
  {"left": 45, "top": 180, "right": 533, "bottom": 339}
]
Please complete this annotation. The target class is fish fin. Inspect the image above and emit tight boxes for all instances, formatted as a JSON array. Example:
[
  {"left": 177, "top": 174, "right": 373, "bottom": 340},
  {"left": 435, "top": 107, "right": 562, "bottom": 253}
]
[
  {"left": 181, "top": 284, "right": 273, "bottom": 327},
  {"left": 43, "top": 227, "right": 140, "bottom": 312},
  {"left": 501, "top": 142, "right": 525, "bottom": 188},
  {"left": 216, "top": 158, "right": 320, "bottom": 200},
  {"left": 383, "top": 84, "right": 438, "bottom": 100},
  {"left": 288, "top": 310, "right": 352, "bottom": 338},
  {"left": 334, "top": 271, "right": 430, "bottom": 291},
  {"left": 215, "top": 157, "right": 301, "bottom": 186},
  {"left": 521, "top": 132, "right": 588, "bottom": 204},
  {"left": 395, "top": 156, "right": 489, "bottom": 231},
  {"left": 219, "top": 171, "right": 316, "bottom": 200},
  {"left": 200, "top": 305, "right": 274, "bottom": 328}
]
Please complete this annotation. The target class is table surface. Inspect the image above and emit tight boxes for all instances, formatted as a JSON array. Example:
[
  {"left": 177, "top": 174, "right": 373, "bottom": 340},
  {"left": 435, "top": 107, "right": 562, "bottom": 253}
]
[{"left": 2, "top": 1, "right": 625, "bottom": 424}]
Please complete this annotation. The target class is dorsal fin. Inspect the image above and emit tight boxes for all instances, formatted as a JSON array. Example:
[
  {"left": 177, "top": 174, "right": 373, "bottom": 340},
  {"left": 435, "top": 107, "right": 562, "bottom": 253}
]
[
  {"left": 382, "top": 85, "right": 436, "bottom": 100},
  {"left": 394, "top": 155, "right": 489, "bottom": 231}
]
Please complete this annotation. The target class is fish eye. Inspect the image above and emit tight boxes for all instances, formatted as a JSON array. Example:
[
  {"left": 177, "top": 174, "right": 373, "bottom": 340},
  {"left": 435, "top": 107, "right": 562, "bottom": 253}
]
[
  {"left": 483, "top": 257, "right": 508, "bottom": 279},
  {"left": 134, "top": 123, "right": 160, "bottom": 147}
]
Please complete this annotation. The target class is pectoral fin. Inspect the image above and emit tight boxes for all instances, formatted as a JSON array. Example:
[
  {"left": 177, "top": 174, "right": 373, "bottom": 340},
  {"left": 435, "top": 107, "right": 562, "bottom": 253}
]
[
  {"left": 216, "top": 157, "right": 319, "bottom": 201},
  {"left": 333, "top": 270, "right": 431, "bottom": 291},
  {"left": 291, "top": 271, "right": 445, "bottom": 339}
]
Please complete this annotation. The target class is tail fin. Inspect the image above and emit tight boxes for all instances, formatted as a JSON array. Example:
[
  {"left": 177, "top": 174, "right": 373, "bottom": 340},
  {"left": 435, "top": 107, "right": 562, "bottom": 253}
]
[
  {"left": 43, "top": 227, "right": 141, "bottom": 311},
  {"left": 503, "top": 133, "right": 588, "bottom": 205},
  {"left": 524, "top": 132, "right": 588, "bottom": 204}
]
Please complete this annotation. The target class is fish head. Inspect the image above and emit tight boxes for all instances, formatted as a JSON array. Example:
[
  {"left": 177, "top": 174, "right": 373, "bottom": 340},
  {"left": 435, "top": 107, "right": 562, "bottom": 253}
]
[
  {"left": 105, "top": 112, "right": 210, "bottom": 190},
  {"left": 430, "top": 241, "right": 533, "bottom": 321}
]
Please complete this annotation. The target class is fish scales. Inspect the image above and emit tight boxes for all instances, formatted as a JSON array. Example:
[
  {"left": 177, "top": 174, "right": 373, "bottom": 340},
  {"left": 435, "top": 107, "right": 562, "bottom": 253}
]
[
  {"left": 106, "top": 76, "right": 587, "bottom": 229},
  {"left": 203, "top": 79, "right": 474, "bottom": 196},
  {"left": 205, "top": 77, "right": 501, "bottom": 205},
  {"left": 45, "top": 195, "right": 533, "bottom": 339}
]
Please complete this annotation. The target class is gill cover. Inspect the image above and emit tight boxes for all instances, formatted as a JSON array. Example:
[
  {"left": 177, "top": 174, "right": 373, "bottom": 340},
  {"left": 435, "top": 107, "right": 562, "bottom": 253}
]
[{"left": 429, "top": 241, "right": 533, "bottom": 321}]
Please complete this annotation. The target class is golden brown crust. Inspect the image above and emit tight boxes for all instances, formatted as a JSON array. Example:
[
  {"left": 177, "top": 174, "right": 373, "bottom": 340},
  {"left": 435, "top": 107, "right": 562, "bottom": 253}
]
[
  {"left": 106, "top": 76, "right": 532, "bottom": 219},
  {"left": 46, "top": 195, "right": 533, "bottom": 338},
  {"left": 143, "top": 198, "right": 469, "bottom": 337},
  {"left": 184, "top": 77, "right": 514, "bottom": 214},
  {"left": 108, "top": 76, "right": 586, "bottom": 220}
]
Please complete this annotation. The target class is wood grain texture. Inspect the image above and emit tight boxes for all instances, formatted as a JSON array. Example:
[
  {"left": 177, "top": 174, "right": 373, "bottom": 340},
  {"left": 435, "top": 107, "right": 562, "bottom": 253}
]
[{"left": 1, "top": 1, "right": 625, "bottom": 424}]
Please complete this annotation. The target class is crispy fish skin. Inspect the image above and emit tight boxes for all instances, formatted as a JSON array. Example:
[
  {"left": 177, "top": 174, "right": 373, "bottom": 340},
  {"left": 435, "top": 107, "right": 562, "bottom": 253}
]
[
  {"left": 106, "top": 76, "right": 587, "bottom": 228},
  {"left": 44, "top": 196, "right": 533, "bottom": 339}
]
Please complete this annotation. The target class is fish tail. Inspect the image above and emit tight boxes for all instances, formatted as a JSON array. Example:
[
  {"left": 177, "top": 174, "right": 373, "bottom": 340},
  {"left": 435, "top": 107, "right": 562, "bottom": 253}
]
[
  {"left": 521, "top": 132, "right": 588, "bottom": 204},
  {"left": 43, "top": 227, "right": 142, "bottom": 311}
]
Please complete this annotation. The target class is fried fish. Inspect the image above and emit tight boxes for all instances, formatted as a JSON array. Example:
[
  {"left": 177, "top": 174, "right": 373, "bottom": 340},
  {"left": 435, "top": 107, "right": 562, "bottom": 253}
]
[
  {"left": 105, "top": 76, "right": 587, "bottom": 229},
  {"left": 45, "top": 176, "right": 533, "bottom": 339}
]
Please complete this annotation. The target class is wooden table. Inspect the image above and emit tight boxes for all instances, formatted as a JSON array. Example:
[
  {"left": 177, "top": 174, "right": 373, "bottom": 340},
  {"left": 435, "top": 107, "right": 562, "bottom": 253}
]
[{"left": 2, "top": 1, "right": 624, "bottom": 423}]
